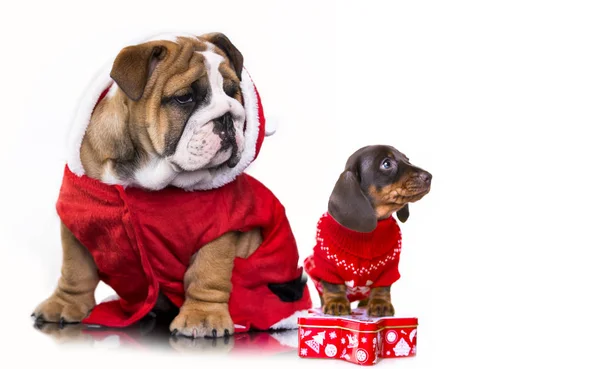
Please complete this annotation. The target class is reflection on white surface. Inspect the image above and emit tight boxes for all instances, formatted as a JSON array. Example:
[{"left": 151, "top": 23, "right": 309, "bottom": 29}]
[{"left": 32, "top": 314, "right": 300, "bottom": 357}]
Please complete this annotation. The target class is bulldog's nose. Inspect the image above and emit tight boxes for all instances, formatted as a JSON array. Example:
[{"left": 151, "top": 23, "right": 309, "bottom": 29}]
[
  {"left": 215, "top": 113, "right": 235, "bottom": 139},
  {"left": 215, "top": 113, "right": 234, "bottom": 130}
]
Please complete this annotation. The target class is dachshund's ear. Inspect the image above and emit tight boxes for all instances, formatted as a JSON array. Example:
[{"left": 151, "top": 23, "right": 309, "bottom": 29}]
[
  {"left": 396, "top": 204, "right": 409, "bottom": 223},
  {"left": 328, "top": 171, "right": 377, "bottom": 233}
]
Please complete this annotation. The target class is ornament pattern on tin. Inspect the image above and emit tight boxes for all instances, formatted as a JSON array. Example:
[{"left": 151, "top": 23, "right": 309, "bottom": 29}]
[
  {"left": 356, "top": 348, "right": 369, "bottom": 363},
  {"left": 325, "top": 344, "right": 337, "bottom": 357},
  {"left": 386, "top": 330, "right": 398, "bottom": 344}
]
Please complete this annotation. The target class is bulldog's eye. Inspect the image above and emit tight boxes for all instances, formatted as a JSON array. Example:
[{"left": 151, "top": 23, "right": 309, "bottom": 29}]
[
  {"left": 174, "top": 93, "right": 194, "bottom": 105},
  {"left": 380, "top": 159, "right": 394, "bottom": 171}
]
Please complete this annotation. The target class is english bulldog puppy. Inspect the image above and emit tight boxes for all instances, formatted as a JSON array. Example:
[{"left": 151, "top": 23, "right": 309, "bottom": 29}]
[{"left": 32, "top": 33, "right": 312, "bottom": 338}]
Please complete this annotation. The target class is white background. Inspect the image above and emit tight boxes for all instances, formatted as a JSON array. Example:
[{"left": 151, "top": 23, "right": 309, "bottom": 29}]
[{"left": 1, "top": 0, "right": 599, "bottom": 367}]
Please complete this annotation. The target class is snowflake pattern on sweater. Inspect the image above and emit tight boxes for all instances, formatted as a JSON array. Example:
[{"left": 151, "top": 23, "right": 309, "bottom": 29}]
[{"left": 304, "top": 212, "right": 402, "bottom": 302}]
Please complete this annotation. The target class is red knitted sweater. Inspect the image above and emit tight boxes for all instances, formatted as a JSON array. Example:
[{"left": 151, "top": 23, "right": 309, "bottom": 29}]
[{"left": 303, "top": 213, "right": 402, "bottom": 302}]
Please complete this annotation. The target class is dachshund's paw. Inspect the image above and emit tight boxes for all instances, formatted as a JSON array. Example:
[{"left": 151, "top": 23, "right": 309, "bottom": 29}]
[
  {"left": 367, "top": 299, "right": 395, "bottom": 317},
  {"left": 32, "top": 293, "right": 95, "bottom": 324},
  {"left": 323, "top": 297, "right": 351, "bottom": 316},
  {"left": 169, "top": 302, "right": 234, "bottom": 338}
]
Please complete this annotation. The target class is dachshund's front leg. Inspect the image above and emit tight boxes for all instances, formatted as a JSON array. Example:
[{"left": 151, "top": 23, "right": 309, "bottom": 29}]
[
  {"left": 367, "top": 286, "right": 395, "bottom": 317},
  {"left": 321, "top": 281, "right": 351, "bottom": 316}
]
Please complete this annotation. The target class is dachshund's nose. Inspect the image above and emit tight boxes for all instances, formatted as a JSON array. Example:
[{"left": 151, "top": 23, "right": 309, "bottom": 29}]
[{"left": 420, "top": 171, "right": 432, "bottom": 184}]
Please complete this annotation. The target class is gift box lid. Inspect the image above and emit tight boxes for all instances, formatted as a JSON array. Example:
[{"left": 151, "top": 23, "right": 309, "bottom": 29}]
[{"left": 298, "top": 308, "right": 418, "bottom": 332}]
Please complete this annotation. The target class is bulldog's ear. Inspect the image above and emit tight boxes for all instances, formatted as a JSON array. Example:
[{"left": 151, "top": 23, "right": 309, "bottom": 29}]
[
  {"left": 110, "top": 43, "right": 166, "bottom": 101},
  {"left": 328, "top": 171, "right": 377, "bottom": 233},
  {"left": 396, "top": 204, "right": 409, "bottom": 223},
  {"left": 201, "top": 32, "right": 244, "bottom": 80}
]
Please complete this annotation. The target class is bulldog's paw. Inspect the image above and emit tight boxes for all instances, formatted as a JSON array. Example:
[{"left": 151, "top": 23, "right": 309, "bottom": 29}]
[
  {"left": 367, "top": 298, "right": 395, "bottom": 317},
  {"left": 32, "top": 293, "right": 95, "bottom": 324},
  {"left": 169, "top": 302, "right": 234, "bottom": 338},
  {"left": 323, "top": 297, "right": 351, "bottom": 316}
]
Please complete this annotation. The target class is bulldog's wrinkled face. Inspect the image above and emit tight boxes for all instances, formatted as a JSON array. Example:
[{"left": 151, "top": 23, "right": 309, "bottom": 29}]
[{"left": 107, "top": 33, "right": 246, "bottom": 178}]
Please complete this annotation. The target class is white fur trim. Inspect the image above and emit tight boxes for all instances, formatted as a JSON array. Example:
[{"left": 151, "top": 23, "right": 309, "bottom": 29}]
[
  {"left": 100, "top": 294, "right": 120, "bottom": 303},
  {"left": 65, "top": 62, "right": 114, "bottom": 176},
  {"left": 269, "top": 309, "right": 310, "bottom": 331},
  {"left": 133, "top": 157, "right": 177, "bottom": 190}
]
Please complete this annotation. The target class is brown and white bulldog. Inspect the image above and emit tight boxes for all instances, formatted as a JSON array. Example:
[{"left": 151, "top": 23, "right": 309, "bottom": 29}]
[{"left": 32, "top": 32, "right": 311, "bottom": 338}]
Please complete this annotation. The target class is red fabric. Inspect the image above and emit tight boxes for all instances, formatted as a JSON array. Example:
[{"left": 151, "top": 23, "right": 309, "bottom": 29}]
[
  {"left": 56, "top": 165, "right": 312, "bottom": 331},
  {"left": 303, "top": 213, "right": 402, "bottom": 302}
]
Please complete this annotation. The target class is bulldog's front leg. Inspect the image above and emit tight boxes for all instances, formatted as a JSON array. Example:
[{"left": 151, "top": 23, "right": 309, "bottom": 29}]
[
  {"left": 170, "top": 232, "right": 237, "bottom": 338},
  {"left": 32, "top": 222, "right": 98, "bottom": 323}
]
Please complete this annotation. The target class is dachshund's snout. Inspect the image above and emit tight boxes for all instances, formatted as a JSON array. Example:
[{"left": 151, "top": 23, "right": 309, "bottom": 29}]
[{"left": 419, "top": 171, "right": 432, "bottom": 185}]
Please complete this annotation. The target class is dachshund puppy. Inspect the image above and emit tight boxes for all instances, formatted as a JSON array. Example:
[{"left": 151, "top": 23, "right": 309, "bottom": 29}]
[{"left": 304, "top": 145, "right": 432, "bottom": 317}]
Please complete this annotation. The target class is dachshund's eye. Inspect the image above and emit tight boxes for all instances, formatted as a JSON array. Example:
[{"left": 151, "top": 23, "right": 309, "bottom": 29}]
[
  {"left": 174, "top": 93, "right": 195, "bottom": 105},
  {"left": 380, "top": 159, "right": 394, "bottom": 170}
]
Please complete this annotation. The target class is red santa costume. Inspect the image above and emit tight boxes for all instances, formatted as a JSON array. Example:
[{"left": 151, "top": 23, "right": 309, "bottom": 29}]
[
  {"left": 303, "top": 212, "right": 402, "bottom": 302},
  {"left": 57, "top": 49, "right": 312, "bottom": 332}
]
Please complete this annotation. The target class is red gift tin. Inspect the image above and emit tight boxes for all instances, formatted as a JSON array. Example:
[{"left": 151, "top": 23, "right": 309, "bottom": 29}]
[{"left": 297, "top": 308, "right": 417, "bottom": 365}]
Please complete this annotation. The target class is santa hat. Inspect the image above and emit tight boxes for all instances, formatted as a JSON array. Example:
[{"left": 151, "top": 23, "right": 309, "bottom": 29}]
[{"left": 65, "top": 33, "right": 275, "bottom": 190}]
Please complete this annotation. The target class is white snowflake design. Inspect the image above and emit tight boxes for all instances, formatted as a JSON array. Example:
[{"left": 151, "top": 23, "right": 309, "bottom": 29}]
[
  {"left": 300, "top": 348, "right": 308, "bottom": 356},
  {"left": 329, "top": 331, "right": 337, "bottom": 339},
  {"left": 361, "top": 337, "right": 367, "bottom": 343},
  {"left": 341, "top": 337, "right": 346, "bottom": 344}
]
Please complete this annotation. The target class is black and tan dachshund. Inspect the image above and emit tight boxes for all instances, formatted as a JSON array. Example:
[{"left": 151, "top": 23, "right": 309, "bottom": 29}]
[{"left": 304, "top": 145, "right": 432, "bottom": 317}]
